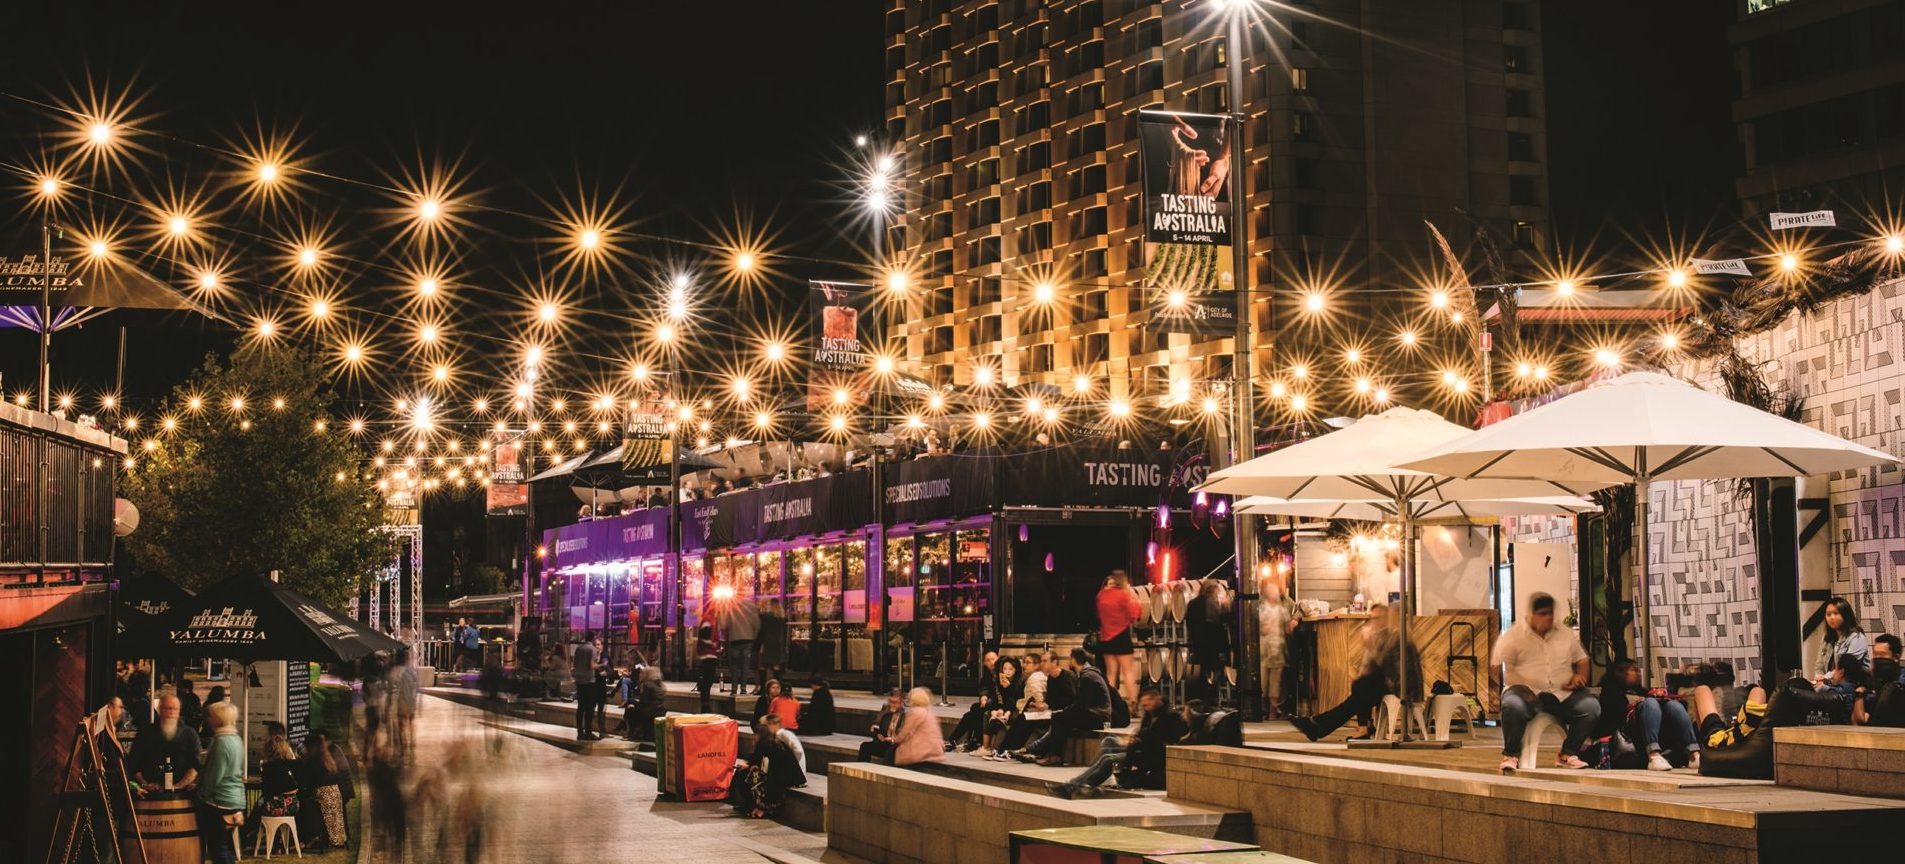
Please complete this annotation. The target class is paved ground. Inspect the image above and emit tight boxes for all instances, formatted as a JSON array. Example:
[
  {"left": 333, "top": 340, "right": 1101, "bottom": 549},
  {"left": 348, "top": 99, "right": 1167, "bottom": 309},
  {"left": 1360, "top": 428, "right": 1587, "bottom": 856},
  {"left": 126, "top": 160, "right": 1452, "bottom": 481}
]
[{"left": 365, "top": 695, "right": 833, "bottom": 864}]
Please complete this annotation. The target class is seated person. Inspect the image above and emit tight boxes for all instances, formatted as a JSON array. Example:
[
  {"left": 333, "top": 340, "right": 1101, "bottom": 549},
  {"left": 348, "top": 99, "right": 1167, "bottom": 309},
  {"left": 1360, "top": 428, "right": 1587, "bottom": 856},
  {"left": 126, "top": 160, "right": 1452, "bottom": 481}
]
[
  {"left": 891, "top": 687, "right": 948, "bottom": 767},
  {"left": 1587, "top": 660, "right": 1700, "bottom": 771},
  {"left": 617, "top": 666, "right": 666, "bottom": 740},
  {"left": 254, "top": 735, "right": 302, "bottom": 826},
  {"left": 858, "top": 690, "right": 905, "bottom": 763},
  {"left": 1816, "top": 653, "right": 1869, "bottom": 707},
  {"left": 991, "top": 653, "right": 1057, "bottom": 761},
  {"left": 1692, "top": 682, "right": 1770, "bottom": 751},
  {"left": 1853, "top": 653, "right": 1904, "bottom": 727},
  {"left": 802, "top": 676, "right": 836, "bottom": 736},
  {"left": 945, "top": 651, "right": 1000, "bottom": 751},
  {"left": 1047, "top": 687, "right": 1188, "bottom": 799},
  {"left": 976, "top": 657, "right": 1024, "bottom": 757},
  {"left": 1015, "top": 649, "right": 1112, "bottom": 766},
  {"left": 731, "top": 712, "right": 805, "bottom": 819},
  {"left": 1290, "top": 603, "right": 1417, "bottom": 742},
  {"left": 750, "top": 679, "right": 800, "bottom": 732},
  {"left": 1493, "top": 592, "right": 1600, "bottom": 772}
]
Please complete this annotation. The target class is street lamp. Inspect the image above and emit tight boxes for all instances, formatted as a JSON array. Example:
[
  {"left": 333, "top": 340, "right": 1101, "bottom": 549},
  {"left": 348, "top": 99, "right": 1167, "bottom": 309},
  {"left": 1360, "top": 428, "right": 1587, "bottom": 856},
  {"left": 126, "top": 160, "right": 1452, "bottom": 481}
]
[{"left": 1214, "top": 0, "right": 1264, "bottom": 722}]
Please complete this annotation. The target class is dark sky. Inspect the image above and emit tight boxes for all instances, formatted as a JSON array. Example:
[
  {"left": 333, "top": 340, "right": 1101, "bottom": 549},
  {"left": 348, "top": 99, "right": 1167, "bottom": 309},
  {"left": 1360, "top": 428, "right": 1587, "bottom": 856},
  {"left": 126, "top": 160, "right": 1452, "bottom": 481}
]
[
  {"left": 0, "top": 1, "right": 885, "bottom": 403},
  {"left": 0, "top": 1, "right": 1741, "bottom": 408}
]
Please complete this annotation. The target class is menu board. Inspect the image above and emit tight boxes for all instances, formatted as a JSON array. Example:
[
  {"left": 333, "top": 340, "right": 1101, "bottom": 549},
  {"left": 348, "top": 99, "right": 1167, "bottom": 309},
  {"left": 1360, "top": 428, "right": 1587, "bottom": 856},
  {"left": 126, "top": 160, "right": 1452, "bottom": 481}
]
[{"left": 284, "top": 661, "right": 311, "bottom": 747}]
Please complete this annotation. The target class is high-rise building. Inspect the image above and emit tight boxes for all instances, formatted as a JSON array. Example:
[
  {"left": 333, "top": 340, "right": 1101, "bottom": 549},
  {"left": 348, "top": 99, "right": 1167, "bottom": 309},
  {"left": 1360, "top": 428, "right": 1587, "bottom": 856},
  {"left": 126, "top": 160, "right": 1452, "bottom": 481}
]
[
  {"left": 1731, "top": 0, "right": 1905, "bottom": 217},
  {"left": 881, "top": 0, "right": 1549, "bottom": 403}
]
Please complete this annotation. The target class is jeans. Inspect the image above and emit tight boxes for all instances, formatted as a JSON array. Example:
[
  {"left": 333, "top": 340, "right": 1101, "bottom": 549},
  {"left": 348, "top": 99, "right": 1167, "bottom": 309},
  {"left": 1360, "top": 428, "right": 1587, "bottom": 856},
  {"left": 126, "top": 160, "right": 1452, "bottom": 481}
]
[
  {"left": 1027, "top": 711, "right": 1101, "bottom": 757},
  {"left": 1500, "top": 686, "right": 1601, "bottom": 757},
  {"left": 726, "top": 640, "right": 756, "bottom": 694},
  {"left": 575, "top": 682, "right": 600, "bottom": 736},
  {"left": 1633, "top": 697, "right": 1701, "bottom": 755},
  {"left": 1061, "top": 736, "right": 1127, "bottom": 791},
  {"left": 197, "top": 804, "right": 239, "bottom": 864}
]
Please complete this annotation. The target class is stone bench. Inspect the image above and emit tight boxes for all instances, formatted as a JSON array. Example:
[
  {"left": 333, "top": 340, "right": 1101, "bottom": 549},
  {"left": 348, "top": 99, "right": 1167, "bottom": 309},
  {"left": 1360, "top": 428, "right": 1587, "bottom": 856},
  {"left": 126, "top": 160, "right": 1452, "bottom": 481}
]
[
  {"left": 629, "top": 748, "right": 829, "bottom": 833},
  {"left": 1166, "top": 744, "right": 1905, "bottom": 864},
  {"left": 826, "top": 761, "right": 1250, "bottom": 864},
  {"left": 1773, "top": 725, "right": 1905, "bottom": 800}
]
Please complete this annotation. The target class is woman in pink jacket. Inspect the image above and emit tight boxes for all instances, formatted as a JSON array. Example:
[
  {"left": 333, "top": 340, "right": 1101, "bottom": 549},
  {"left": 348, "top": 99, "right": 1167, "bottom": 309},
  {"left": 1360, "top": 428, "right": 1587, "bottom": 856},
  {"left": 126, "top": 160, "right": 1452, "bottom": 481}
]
[{"left": 891, "top": 687, "right": 946, "bottom": 767}]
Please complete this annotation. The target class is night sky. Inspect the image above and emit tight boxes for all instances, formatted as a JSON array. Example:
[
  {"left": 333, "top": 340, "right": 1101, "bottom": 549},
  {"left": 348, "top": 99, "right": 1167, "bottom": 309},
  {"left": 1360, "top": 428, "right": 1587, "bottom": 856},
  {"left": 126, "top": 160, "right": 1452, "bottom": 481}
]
[
  {"left": 0, "top": 0, "right": 1738, "bottom": 407},
  {"left": 0, "top": 1, "right": 885, "bottom": 403}
]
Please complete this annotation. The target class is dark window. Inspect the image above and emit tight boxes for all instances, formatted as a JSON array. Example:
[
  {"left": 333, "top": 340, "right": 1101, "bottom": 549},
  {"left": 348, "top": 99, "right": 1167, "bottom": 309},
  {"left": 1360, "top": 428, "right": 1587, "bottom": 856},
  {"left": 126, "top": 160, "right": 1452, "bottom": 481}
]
[
  {"left": 1074, "top": 40, "right": 1105, "bottom": 75},
  {"left": 1509, "top": 176, "right": 1537, "bottom": 206},
  {"left": 1508, "top": 132, "right": 1534, "bottom": 162},
  {"left": 1020, "top": 140, "right": 1052, "bottom": 173},
  {"left": 886, "top": 116, "right": 904, "bottom": 140},
  {"left": 929, "top": 25, "right": 952, "bottom": 53},
  {"left": 1136, "top": 17, "right": 1163, "bottom": 51},
  {"left": 974, "top": 82, "right": 999, "bottom": 110},
  {"left": 1072, "top": 122, "right": 1106, "bottom": 159},
  {"left": 975, "top": 119, "right": 1000, "bottom": 148},
  {"left": 1502, "top": 2, "right": 1529, "bottom": 30},
  {"left": 1505, "top": 45, "right": 1530, "bottom": 74},
  {"left": 930, "top": 250, "right": 954, "bottom": 278},
  {"left": 1201, "top": 82, "right": 1228, "bottom": 114},
  {"left": 973, "top": 157, "right": 999, "bottom": 186},
  {"left": 1293, "top": 112, "right": 1313, "bottom": 140},
  {"left": 1078, "top": 164, "right": 1107, "bottom": 195},
  {"left": 973, "top": 5, "right": 998, "bottom": 32},
  {"left": 1075, "top": 0, "right": 1102, "bottom": 29},
  {"left": 1506, "top": 89, "right": 1533, "bottom": 118},
  {"left": 1027, "top": 344, "right": 1054, "bottom": 375},
  {"left": 1289, "top": 20, "right": 1309, "bottom": 43},
  {"left": 928, "top": 136, "right": 953, "bottom": 164},
  {"left": 1078, "top": 206, "right": 1108, "bottom": 237},
  {"left": 1512, "top": 220, "right": 1536, "bottom": 248},
  {"left": 1020, "top": 221, "right": 1053, "bottom": 253},
  {"left": 927, "top": 173, "right": 953, "bottom": 202},
  {"left": 975, "top": 235, "right": 1003, "bottom": 265},
  {"left": 978, "top": 41, "right": 1000, "bottom": 69},
  {"left": 977, "top": 197, "right": 1001, "bottom": 225},
  {"left": 1084, "top": 331, "right": 1109, "bottom": 361},
  {"left": 929, "top": 326, "right": 953, "bottom": 354},
  {"left": 1016, "top": 101, "right": 1051, "bottom": 134},
  {"left": 1137, "top": 61, "right": 1164, "bottom": 93},
  {"left": 1756, "top": 90, "right": 1867, "bottom": 163},
  {"left": 928, "top": 287, "right": 951, "bottom": 317},
  {"left": 1293, "top": 204, "right": 1320, "bottom": 235},
  {"left": 885, "top": 8, "right": 906, "bottom": 38},
  {"left": 1020, "top": 64, "right": 1050, "bottom": 91},
  {"left": 1023, "top": 181, "right": 1052, "bottom": 211},
  {"left": 976, "top": 277, "right": 1003, "bottom": 306},
  {"left": 1070, "top": 82, "right": 1104, "bottom": 116},
  {"left": 1019, "top": 23, "right": 1048, "bottom": 59},
  {"left": 886, "top": 46, "right": 906, "bottom": 77},
  {"left": 1293, "top": 158, "right": 1318, "bottom": 189},
  {"left": 886, "top": 81, "right": 905, "bottom": 107},
  {"left": 928, "top": 211, "right": 953, "bottom": 241},
  {"left": 928, "top": 99, "right": 952, "bottom": 127},
  {"left": 1081, "top": 248, "right": 1107, "bottom": 277}
]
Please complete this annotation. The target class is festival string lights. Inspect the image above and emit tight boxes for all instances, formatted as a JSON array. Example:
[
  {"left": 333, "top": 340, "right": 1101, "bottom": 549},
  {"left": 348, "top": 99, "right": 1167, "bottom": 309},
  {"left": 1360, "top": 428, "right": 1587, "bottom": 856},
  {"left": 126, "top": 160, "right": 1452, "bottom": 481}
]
[{"left": 7, "top": 83, "right": 1904, "bottom": 499}]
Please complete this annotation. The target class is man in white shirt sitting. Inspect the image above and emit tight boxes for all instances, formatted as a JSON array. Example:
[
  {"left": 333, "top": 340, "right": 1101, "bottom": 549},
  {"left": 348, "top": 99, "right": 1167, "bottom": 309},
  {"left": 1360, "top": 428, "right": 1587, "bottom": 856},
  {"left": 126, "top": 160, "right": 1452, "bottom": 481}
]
[{"left": 1494, "top": 592, "right": 1599, "bottom": 772}]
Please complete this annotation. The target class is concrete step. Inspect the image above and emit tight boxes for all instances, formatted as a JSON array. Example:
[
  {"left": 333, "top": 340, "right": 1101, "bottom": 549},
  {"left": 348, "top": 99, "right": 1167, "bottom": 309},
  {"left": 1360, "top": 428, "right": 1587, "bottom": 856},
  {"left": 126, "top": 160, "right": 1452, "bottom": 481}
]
[{"left": 629, "top": 748, "right": 827, "bottom": 833}]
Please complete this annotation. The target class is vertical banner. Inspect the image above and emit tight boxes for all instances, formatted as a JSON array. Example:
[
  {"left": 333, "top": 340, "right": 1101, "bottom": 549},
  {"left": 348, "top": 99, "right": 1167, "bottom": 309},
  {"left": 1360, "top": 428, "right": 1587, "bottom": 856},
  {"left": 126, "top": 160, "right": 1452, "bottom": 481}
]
[
  {"left": 486, "top": 429, "right": 528, "bottom": 515},
  {"left": 622, "top": 406, "right": 670, "bottom": 480},
  {"left": 1138, "top": 110, "right": 1236, "bottom": 336},
  {"left": 807, "top": 280, "right": 874, "bottom": 411}
]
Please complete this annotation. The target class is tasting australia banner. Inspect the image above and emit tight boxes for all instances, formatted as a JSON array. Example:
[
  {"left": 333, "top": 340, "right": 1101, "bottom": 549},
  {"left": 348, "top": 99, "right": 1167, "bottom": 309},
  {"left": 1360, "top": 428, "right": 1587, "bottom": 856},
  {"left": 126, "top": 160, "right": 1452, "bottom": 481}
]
[
  {"left": 1138, "top": 110, "right": 1235, "bottom": 336},
  {"left": 807, "top": 280, "right": 874, "bottom": 411}
]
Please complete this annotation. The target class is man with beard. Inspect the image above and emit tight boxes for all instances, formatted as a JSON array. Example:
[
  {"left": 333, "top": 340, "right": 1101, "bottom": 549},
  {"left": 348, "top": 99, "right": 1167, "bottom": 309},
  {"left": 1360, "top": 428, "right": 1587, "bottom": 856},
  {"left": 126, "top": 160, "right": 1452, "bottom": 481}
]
[{"left": 129, "top": 693, "right": 202, "bottom": 793}]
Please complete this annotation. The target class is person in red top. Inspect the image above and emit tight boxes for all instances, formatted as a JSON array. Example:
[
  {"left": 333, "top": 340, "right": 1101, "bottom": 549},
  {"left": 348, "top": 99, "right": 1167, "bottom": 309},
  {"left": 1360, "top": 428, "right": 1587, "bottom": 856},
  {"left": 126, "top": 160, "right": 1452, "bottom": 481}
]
[
  {"left": 751, "top": 678, "right": 801, "bottom": 731},
  {"left": 1096, "top": 569, "right": 1143, "bottom": 717}
]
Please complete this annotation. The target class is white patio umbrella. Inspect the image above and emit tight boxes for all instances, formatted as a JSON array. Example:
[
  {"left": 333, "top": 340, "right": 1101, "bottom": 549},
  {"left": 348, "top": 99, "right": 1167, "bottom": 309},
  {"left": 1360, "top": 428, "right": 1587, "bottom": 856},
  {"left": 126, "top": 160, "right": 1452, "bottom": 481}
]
[
  {"left": 1398, "top": 371, "right": 1901, "bottom": 678},
  {"left": 1235, "top": 495, "right": 1599, "bottom": 521},
  {"left": 1201, "top": 407, "right": 1592, "bottom": 742}
]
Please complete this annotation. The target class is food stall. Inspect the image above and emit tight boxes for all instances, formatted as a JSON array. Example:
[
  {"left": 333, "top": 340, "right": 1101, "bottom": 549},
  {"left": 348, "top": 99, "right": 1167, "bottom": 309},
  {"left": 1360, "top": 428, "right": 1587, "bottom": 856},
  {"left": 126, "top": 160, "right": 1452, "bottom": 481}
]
[{"left": 538, "top": 506, "right": 673, "bottom": 665}]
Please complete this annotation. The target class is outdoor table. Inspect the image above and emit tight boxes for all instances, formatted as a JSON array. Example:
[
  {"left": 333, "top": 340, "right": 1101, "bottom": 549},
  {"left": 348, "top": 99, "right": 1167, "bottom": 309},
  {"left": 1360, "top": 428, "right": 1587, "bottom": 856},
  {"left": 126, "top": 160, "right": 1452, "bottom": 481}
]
[{"left": 1008, "top": 826, "right": 1256, "bottom": 864}]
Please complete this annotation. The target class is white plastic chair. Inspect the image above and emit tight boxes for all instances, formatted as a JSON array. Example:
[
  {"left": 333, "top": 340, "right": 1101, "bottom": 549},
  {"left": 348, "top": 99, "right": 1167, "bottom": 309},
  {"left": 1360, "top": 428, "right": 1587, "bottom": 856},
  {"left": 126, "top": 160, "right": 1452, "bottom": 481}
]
[
  {"left": 1374, "top": 695, "right": 1427, "bottom": 741},
  {"left": 1430, "top": 693, "right": 1479, "bottom": 742},
  {"left": 1518, "top": 711, "right": 1564, "bottom": 765},
  {"left": 254, "top": 815, "right": 302, "bottom": 858}
]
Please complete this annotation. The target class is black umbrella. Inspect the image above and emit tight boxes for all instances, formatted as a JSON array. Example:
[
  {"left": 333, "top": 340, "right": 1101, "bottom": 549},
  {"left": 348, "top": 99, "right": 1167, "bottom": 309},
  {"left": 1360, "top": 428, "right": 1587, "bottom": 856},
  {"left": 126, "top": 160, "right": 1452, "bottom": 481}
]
[
  {"left": 154, "top": 573, "right": 403, "bottom": 664},
  {"left": 115, "top": 573, "right": 195, "bottom": 658}
]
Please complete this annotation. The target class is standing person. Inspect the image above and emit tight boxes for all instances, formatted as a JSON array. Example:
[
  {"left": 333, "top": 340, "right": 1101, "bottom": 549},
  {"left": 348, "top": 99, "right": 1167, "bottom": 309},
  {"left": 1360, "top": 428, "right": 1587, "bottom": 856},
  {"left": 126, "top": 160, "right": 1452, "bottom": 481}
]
[
  {"left": 129, "top": 693, "right": 201, "bottom": 794},
  {"left": 1047, "top": 687, "right": 1189, "bottom": 799},
  {"left": 1258, "top": 579, "right": 1297, "bottom": 718},
  {"left": 1185, "top": 580, "right": 1232, "bottom": 705},
  {"left": 454, "top": 618, "right": 481, "bottom": 671},
  {"left": 1015, "top": 648, "right": 1112, "bottom": 766},
  {"left": 388, "top": 650, "right": 420, "bottom": 757},
  {"left": 573, "top": 632, "right": 602, "bottom": 741},
  {"left": 1811, "top": 597, "right": 1869, "bottom": 683},
  {"left": 194, "top": 701, "right": 245, "bottom": 864},
  {"left": 891, "top": 687, "right": 947, "bottom": 767},
  {"left": 296, "top": 731, "right": 352, "bottom": 851},
  {"left": 1494, "top": 592, "right": 1600, "bottom": 772},
  {"left": 1096, "top": 570, "right": 1143, "bottom": 718},
  {"left": 757, "top": 601, "right": 789, "bottom": 692},
  {"left": 694, "top": 622, "right": 720, "bottom": 713},
  {"left": 198, "top": 686, "right": 227, "bottom": 741},
  {"left": 721, "top": 595, "right": 762, "bottom": 696}
]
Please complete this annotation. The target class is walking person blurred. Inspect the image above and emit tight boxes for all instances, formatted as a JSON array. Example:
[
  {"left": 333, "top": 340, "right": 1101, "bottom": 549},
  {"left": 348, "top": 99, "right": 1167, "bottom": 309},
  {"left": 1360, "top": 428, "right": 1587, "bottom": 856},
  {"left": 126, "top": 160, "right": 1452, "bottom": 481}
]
[
  {"left": 573, "top": 632, "right": 603, "bottom": 740},
  {"left": 1096, "top": 570, "right": 1143, "bottom": 719}
]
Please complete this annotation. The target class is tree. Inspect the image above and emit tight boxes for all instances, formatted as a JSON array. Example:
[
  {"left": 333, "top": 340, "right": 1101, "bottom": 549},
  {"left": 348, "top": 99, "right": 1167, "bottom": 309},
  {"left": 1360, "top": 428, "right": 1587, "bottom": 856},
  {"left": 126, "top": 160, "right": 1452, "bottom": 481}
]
[
  {"left": 122, "top": 345, "right": 381, "bottom": 606},
  {"left": 466, "top": 563, "right": 508, "bottom": 595}
]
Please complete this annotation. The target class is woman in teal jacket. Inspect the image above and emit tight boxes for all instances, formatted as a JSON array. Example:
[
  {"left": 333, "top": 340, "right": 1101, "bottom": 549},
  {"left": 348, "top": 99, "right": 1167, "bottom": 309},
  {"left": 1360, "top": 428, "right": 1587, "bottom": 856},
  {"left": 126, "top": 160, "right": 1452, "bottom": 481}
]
[{"left": 196, "top": 701, "right": 246, "bottom": 864}]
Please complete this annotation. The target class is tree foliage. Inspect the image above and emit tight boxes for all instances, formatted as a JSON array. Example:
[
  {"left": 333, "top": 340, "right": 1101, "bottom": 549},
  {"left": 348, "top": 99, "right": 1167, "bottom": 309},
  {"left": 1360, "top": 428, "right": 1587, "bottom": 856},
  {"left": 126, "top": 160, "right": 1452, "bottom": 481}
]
[{"left": 121, "top": 346, "right": 381, "bottom": 605}]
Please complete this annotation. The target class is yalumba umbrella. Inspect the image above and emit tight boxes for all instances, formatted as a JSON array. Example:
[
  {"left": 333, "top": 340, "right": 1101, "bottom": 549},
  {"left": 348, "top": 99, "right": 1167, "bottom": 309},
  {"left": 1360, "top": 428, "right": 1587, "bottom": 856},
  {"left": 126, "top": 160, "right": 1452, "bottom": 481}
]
[
  {"left": 115, "top": 573, "right": 195, "bottom": 658},
  {"left": 157, "top": 573, "right": 403, "bottom": 664}
]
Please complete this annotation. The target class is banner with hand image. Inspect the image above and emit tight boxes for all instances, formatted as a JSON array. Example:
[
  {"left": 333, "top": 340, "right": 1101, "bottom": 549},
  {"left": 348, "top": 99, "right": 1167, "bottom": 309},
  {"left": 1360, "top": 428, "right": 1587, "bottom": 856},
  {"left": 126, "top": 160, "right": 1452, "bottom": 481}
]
[{"left": 1138, "top": 110, "right": 1236, "bottom": 336}]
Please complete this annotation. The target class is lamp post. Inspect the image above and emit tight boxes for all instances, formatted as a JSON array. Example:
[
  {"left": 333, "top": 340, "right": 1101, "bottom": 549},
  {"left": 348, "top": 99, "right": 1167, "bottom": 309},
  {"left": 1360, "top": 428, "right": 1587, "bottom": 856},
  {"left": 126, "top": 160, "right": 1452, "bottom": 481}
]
[
  {"left": 862, "top": 147, "right": 900, "bottom": 693},
  {"left": 1217, "top": 0, "right": 1263, "bottom": 721}
]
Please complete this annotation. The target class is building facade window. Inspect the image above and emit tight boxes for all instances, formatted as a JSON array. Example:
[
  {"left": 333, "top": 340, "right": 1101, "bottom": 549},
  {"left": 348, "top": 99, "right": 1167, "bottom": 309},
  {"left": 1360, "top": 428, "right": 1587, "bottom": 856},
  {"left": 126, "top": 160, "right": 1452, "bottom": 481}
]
[
  {"left": 1290, "top": 67, "right": 1310, "bottom": 92},
  {"left": 1509, "top": 176, "right": 1537, "bottom": 206},
  {"left": 1505, "top": 45, "right": 1530, "bottom": 73},
  {"left": 1506, "top": 88, "right": 1533, "bottom": 117},
  {"left": 1508, "top": 131, "right": 1534, "bottom": 162}
]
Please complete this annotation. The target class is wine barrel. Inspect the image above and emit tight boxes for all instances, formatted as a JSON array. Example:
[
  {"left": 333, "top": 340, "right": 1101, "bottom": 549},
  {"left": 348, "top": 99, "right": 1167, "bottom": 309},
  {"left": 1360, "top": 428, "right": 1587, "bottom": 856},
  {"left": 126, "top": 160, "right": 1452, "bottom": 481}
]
[{"left": 121, "top": 792, "right": 201, "bottom": 864}]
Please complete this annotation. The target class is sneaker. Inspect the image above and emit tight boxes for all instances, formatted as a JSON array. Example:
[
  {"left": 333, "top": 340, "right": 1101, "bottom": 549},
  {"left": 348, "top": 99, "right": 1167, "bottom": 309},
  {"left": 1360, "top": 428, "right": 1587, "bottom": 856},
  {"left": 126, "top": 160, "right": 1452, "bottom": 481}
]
[
  {"left": 1289, "top": 716, "right": 1323, "bottom": 742},
  {"left": 1499, "top": 756, "right": 1519, "bottom": 774},
  {"left": 1555, "top": 754, "right": 1588, "bottom": 770},
  {"left": 1012, "top": 751, "right": 1040, "bottom": 764},
  {"left": 1045, "top": 782, "right": 1076, "bottom": 800},
  {"left": 972, "top": 748, "right": 993, "bottom": 758},
  {"left": 1646, "top": 752, "right": 1673, "bottom": 772},
  {"left": 1035, "top": 755, "right": 1064, "bottom": 767}
]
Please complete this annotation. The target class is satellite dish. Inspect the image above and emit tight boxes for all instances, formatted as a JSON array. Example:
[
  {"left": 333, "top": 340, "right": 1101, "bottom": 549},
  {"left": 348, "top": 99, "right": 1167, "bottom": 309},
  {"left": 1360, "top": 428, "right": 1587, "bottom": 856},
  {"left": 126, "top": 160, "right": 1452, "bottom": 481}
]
[{"left": 113, "top": 498, "right": 139, "bottom": 536}]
